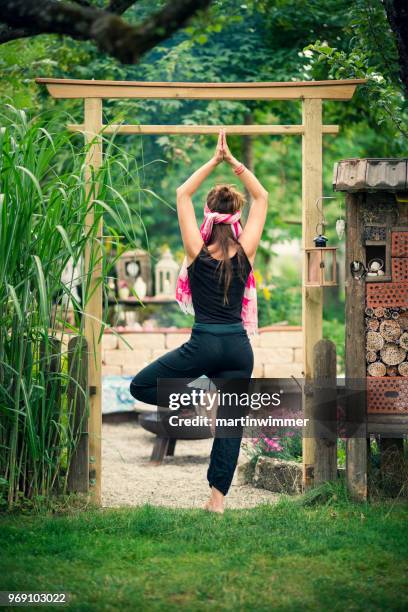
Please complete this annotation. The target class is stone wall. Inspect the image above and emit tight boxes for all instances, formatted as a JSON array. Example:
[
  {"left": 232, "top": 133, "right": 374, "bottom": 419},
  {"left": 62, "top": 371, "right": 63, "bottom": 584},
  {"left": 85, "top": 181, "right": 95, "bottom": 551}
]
[{"left": 102, "top": 326, "right": 303, "bottom": 378}]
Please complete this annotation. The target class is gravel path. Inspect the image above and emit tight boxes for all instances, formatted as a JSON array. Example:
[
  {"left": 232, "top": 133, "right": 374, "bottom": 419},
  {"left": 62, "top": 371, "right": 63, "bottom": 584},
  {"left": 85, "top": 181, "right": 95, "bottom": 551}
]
[{"left": 102, "top": 422, "right": 279, "bottom": 509}]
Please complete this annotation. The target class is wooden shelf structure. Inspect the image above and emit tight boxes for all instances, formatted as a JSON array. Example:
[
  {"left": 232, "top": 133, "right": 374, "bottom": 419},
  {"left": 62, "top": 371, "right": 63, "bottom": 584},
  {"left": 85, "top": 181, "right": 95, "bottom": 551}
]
[{"left": 36, "top": 77, "right": 365, "bottom": 503}]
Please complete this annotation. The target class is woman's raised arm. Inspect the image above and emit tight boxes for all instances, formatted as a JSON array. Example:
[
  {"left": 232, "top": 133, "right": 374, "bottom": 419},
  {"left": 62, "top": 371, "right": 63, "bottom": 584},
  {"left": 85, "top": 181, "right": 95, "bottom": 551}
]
[
  {"left": 176, "top": 132, "right": 224, "bottom": 264},
  {"left": 221, "top": 130, "right": 268, "bottom": 265}
]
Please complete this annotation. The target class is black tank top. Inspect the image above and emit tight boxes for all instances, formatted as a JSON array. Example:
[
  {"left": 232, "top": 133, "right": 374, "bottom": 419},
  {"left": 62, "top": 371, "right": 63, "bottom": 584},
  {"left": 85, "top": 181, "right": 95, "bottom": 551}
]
[{"left": 187, "top": 246, "right": 252, "bottom": 324}]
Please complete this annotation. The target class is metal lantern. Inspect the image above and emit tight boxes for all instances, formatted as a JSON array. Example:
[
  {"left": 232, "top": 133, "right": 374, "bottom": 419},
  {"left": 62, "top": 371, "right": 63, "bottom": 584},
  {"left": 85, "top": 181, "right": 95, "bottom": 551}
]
[
  {"left": 155, "top": 248, "right": 179, "bottom": 297},
  {"left": 305, "top": 234, "right": 338, "bottom": 287}
]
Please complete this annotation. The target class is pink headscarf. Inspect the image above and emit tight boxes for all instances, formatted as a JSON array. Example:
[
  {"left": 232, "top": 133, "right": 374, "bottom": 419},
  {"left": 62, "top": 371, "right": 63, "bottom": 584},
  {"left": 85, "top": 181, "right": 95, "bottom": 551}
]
[{"left": 175, "top": 204, "right": 258, "bottom": 335}]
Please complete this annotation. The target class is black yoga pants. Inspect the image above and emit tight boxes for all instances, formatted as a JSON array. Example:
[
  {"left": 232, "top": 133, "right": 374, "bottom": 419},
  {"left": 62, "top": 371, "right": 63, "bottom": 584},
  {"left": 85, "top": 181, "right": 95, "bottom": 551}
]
[{"left": 129, "top": 327, "right": 254, "bottom": 496}]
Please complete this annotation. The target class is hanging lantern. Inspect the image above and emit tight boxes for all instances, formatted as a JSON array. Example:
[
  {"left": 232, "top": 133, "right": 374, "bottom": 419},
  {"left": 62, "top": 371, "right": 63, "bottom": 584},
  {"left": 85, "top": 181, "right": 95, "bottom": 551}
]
[
  {"left": 305, "top": 234, "right": 338, "bottom": 287},
  {"left": 305, "top": 195, "right": 340, "bottom": 287},
  {"left": 155, "top": 248, "right": 179, "bottom": 297}
]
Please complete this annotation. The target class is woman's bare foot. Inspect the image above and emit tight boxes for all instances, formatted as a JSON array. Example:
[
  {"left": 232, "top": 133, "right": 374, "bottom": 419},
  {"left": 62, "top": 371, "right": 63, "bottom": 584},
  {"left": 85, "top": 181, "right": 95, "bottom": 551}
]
[
  {"left": 204, "top": 500, "right": 224, "bottom": 514},
  {"left": 203, "top": 486, "right": 225, "bottom": 514}
]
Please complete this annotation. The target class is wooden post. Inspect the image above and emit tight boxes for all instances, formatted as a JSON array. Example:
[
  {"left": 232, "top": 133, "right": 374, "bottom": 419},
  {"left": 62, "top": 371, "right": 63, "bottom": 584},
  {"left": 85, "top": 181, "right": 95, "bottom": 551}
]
[
  {"left": 83, "top": 98, "right": 103, "bottom": 504},
  {"left": 313, "top": 339, "right": 338, "bottom": 484},
  {"left": 67, "top": 336, "right": 89, "bottom": 493},
  {"left": 302, "top": 98, "right": 323, "bottom": 489},
  {"left": 345, "top": 193, "right": 367, "bottom": 501}
]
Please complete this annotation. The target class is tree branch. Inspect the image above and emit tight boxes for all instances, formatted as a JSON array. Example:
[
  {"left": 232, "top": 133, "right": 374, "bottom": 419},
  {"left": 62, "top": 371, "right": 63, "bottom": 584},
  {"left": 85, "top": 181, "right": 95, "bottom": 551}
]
[
  {"left": 0, "top": 23, "right": 32, "bottom": 43},
  {"left": 0, "top": 0, "right": 95, "bottom": 43},
  {"left": 107, "top": 1, "right": 138, "bottom": 14},
  {"left": 0, "top": 0, "right": 212, "bottom": 63},
  {"left": 72, "top": 0, "right": 93, "bottom": 6}
]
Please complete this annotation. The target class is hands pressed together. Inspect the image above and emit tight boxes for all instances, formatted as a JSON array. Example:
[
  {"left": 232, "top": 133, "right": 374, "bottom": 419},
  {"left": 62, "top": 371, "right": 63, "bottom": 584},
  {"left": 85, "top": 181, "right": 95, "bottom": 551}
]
[{"left": 212, "top": 129, "right": 240, "bottom": 168}]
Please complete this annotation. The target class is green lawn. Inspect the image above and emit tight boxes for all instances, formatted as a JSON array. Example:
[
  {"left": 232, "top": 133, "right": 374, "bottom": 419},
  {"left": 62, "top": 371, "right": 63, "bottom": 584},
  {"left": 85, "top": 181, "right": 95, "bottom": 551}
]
[{"left": 1, "top": 498, "right": 408, "bottom": 612}]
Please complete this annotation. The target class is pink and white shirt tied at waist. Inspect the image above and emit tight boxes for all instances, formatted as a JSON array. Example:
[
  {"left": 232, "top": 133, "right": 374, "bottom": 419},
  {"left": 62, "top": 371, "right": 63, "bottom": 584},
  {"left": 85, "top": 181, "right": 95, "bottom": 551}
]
[{"left": 175, "top": 204, "right": 258, "bottom": 335}]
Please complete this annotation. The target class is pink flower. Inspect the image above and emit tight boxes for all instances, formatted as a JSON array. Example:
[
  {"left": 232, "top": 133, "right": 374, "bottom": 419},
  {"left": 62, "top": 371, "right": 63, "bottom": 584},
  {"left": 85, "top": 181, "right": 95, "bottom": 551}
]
[
  {"left": 264, "top": 438, "right": 283, "bottom": 452},
  {"left": 265, "top": 438, "right": 278, "bottom": 449}
]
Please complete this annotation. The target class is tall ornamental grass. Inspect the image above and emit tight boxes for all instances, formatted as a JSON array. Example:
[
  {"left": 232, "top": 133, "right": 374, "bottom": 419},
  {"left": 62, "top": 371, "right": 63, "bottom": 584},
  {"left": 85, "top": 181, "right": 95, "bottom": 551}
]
[{"left": 0, "top": 106, "right": 143, "bottom": 509}]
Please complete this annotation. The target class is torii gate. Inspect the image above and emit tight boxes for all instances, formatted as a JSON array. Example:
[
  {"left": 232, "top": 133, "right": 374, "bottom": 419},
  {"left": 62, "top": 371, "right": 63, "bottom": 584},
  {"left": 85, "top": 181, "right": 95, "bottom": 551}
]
[{"left": 36, "top": 77, "right": 365, "bottom": 504}]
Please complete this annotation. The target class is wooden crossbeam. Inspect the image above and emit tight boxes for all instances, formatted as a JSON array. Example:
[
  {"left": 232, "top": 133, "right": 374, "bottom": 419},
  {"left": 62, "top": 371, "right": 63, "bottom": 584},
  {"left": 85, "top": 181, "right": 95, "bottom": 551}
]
[
  {"left": 67, "top": 124, "right": 340, "bottom": 135},
  {"left": 36, "top": 78, "right": 366, "bottom": 100}
]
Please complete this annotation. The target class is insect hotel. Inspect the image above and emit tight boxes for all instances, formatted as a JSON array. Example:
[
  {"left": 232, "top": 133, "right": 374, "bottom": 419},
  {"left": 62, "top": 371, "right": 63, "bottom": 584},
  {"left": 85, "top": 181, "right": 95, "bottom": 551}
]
[{"left": 333, "top": 158, "right": 408, "bottom": 499}]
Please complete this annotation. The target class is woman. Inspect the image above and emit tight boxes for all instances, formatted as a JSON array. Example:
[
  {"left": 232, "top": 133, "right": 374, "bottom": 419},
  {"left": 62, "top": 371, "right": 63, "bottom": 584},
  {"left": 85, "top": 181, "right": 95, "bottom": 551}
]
[{"left": 130, "top": 130, "right": 268, "bottom": 513}]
